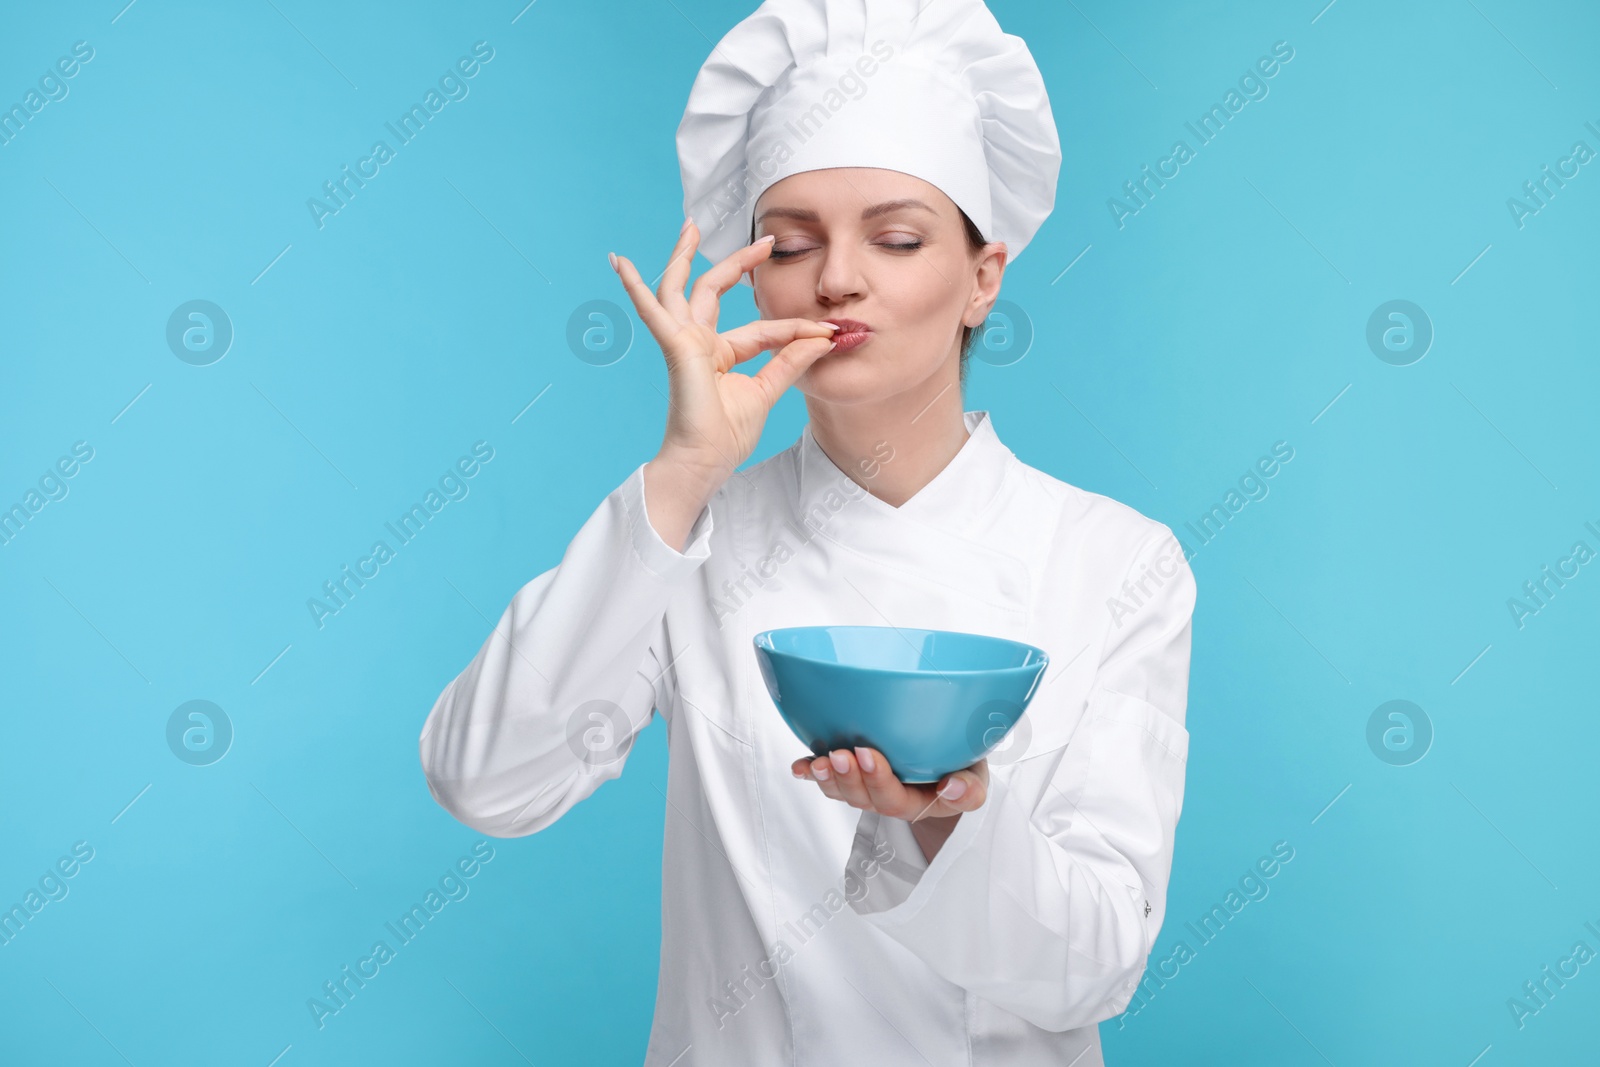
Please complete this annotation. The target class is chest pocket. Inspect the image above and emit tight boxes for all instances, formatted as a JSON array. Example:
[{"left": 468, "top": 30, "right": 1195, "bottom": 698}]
[
  {"left": 988, "top": 635, "right": 1099, "bottom": 768},
  {"left": 670, "top": 633, "right": 753, "bottom": 747}
]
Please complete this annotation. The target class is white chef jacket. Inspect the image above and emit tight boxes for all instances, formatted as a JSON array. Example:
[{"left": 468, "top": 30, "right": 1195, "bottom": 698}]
[{"left": 419, "top": 408, "right": 1196, "bottom": 1066}]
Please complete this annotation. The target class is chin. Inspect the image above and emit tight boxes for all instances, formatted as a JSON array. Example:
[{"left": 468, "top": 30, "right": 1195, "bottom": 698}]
[
  {"left": 797, "top": 347, "right": 899, "bottom": 403},
  {"left": 798, "top": 345, "right": 949, "bottom": 406}
]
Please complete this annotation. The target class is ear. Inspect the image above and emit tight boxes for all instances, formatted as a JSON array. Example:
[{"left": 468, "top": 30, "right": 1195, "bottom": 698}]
[{"left": 963, "top": 241, "right": 1008, "bottom": 328}]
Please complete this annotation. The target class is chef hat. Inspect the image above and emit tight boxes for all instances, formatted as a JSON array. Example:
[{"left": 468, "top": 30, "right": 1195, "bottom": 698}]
[{"left": 676, "top": 0, "right": 1061, "bottom": 286}]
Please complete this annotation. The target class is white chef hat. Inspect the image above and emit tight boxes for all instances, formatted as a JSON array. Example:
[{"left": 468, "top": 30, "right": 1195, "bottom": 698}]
[{"left": 676, "top": 0, "right": 1061, "bottom": 286}]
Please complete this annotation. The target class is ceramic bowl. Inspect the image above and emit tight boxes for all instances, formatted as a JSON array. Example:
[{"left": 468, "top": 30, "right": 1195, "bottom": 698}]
[{"left": 752, "top": 625, "right": 1049, "bottom": 783}]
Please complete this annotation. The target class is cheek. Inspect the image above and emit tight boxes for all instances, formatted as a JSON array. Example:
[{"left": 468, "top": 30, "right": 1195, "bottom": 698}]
[
  {"left": 751, "top": 268, "right": 804, "bottom": 316},
  {"left": 890, "top": 252, "right": 967, "bottom": 316},
  {"left": 881, "top": 271, "right": 965, "bottom": 352}
]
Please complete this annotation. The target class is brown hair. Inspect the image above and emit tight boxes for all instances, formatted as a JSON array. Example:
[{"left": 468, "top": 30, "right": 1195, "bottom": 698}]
[{"left": 957, "top": 208, "right": 988, "bottom": 387}]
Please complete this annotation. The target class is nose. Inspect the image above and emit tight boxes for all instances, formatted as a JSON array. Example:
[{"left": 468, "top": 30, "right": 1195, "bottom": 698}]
[{"left": 814, "top": 239, "right": 866, "bottom": 308}]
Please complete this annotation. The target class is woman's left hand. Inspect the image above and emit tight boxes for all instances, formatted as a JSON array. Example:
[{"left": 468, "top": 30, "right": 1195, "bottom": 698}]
[{"left": 790, "top": 746, "right": 989, "bottom": 821}]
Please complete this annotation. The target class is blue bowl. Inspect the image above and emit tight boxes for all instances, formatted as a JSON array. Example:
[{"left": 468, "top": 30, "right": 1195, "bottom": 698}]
[{"left": 752, "top": 625, "right": 1049, "bottom": 783}]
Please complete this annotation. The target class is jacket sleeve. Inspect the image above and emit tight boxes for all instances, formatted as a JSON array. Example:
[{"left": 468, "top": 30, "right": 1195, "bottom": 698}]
[
  {"left": 419, "top": 462, "right": 714, "bottom": 838},
  {"left": 844, "top": 526, "right": 1195, "bottom": 1031}
]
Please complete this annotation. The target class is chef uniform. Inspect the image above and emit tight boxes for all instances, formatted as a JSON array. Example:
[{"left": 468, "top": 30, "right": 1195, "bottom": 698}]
[{"left": 419, "top": 2, "right": 1197, "bottom": 1065}]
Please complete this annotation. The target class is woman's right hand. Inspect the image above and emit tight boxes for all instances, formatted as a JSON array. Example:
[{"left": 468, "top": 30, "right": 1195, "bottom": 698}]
[{"left": 609, "top": 219, "right": 839, "bottom": 508}]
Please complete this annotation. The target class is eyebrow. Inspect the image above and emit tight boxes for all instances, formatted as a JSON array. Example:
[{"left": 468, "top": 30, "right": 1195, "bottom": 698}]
[{"left": 755, "top": 198, "right": 938, "bottom": 225}]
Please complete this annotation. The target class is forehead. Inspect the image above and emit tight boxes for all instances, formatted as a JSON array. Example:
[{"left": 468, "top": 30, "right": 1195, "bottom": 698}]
[{"left": 755, "top": 167, "right": 958, "bottom": 221}]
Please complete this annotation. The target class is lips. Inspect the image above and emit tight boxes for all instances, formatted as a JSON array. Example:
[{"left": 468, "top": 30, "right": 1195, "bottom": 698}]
[{"left": 825, "top": 318, "right": 873, "bottom": 353}]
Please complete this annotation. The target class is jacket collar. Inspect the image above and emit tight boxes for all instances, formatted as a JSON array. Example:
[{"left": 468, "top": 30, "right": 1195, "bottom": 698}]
[
  {"left": 794, "top": 409, "right": 1013, "bottom": 538},
  {"left": 784, "top": 406, "right": 1032, "bottom": 618}
]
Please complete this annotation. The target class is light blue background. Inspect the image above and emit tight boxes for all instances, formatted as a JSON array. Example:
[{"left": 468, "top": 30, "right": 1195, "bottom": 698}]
[{"left": 2, "top": 1, "right": 1596, "bottom": 1063}]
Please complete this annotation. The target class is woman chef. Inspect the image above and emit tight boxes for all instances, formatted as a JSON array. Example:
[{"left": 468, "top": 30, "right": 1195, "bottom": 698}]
[{"left": 418, "top": 0, "right": 1197, "bottom": 1063}]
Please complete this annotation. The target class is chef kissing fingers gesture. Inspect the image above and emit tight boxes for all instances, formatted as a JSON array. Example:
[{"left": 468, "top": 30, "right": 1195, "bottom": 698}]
[{"left": 609, "top": 219, "right": 839, "bottom": 498}]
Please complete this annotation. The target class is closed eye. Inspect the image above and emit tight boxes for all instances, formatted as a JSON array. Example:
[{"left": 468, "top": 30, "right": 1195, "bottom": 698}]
[{"left": 769, "top": 238, "right": 925, "bottom": 259}]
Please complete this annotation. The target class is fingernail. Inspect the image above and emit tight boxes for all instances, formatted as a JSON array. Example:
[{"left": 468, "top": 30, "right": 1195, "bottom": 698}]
[
  {"left": 607, "top": 251, "right": 617, "bottom": 271},
  {"left": 854, "top": 747, "right": 875, "bottom": 774},
  {"left": 792, "top": 767, "right": 806, "bottom": 779},
  {"left": 814, "top": 763, "right": 831, "bottom": 781},
  {"left": 758, "top": 234, "right": 776, "bottom": 245},
  {"left": 817, "top": 321, "right": 841, "bottom": 330},
  {"left": 940, "top": 777, "right": 967, "bottom": 800},
  {"left": 830, "top": 750, "right": 850, "bottom": 774},
  {"left": 681, "top": 217, "right": 692, "bottom": 233}
]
